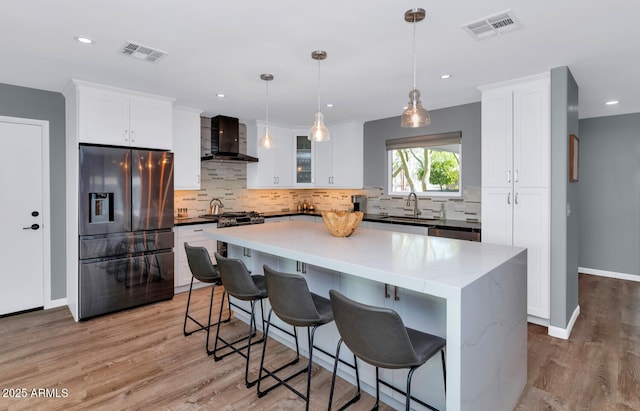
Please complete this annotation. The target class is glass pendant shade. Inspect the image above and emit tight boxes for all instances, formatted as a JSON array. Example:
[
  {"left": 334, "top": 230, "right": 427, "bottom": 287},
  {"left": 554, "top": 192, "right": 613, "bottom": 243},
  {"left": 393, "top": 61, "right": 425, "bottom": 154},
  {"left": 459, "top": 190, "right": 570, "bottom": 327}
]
[
  {"left": 260, "top": 127, "right": 274, "bottom": 149},
  {"left": 309, "top": 112, "right": 330, "bottom": 142},
  {"left": 401, "top": 88, "right": 430, "bottom": 127},
  {"left": 309, "top": 50, "right": 330, "bottom": 142},
  {"left": 260, "top": 73, "right": 274, "bottom": 148},
  {"left": 401, "top": 8, "right": 430, "bottom": 128}
]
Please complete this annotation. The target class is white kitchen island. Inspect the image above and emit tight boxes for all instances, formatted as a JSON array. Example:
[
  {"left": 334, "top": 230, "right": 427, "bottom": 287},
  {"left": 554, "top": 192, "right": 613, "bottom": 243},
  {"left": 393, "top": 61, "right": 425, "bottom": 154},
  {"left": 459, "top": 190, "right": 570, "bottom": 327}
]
[{"left": 205, "top": 221, "right": 527, "bottom": 411}]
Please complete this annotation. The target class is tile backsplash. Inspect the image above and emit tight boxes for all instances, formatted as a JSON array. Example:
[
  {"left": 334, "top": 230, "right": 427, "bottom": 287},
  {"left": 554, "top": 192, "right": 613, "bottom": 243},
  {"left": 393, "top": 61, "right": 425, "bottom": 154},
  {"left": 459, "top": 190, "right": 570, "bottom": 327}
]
[{"left": 175, "top": 162, "right": 481, "bottom": 222}]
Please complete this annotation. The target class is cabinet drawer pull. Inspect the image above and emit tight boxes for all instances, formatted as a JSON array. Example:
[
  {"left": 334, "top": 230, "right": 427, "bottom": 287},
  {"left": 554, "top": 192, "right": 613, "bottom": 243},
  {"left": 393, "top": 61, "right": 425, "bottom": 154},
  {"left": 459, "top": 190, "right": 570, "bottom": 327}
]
[
  {"left": 507, "top": 192, "right": 511, "bottom": 205},
  {"left": 384, "top": 283, "right": 390, "bottom": 299},
  {"left": 394, "top": 286, "right": 400, "bottom": 301},
  {"left": 514, "top": 170, "right": 519, "bottom": 182},
  {"left": 507, "top": 170, "right": 511, "bottom": 183},
  {"left": 515, "top": 192, "right": 519, "bottom": 205},
  {"left": 193, "top": 228, "right": 204, "bottom": 232}
]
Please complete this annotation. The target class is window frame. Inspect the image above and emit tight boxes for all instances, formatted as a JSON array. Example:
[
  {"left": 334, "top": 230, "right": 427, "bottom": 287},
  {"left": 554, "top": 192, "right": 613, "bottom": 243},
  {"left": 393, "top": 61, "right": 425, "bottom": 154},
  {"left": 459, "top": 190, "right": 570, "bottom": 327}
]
[{"left": 386, "top": 131, "right": 462, "bottom": 198}]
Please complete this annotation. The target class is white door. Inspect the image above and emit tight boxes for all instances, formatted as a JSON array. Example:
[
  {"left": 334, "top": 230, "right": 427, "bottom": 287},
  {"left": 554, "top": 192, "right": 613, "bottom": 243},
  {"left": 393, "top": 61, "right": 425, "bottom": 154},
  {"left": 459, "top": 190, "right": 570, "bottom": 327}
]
[{"left": 0, "top": 117, "right": 48, "bottom": 315}]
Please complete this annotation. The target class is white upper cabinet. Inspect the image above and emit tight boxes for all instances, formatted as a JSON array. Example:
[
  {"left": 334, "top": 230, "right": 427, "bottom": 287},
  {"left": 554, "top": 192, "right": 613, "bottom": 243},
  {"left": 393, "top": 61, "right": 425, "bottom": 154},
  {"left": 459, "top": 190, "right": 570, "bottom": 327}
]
[
  {"left": 481, "top": 76, "right": 550, "bottom": 188},
  {"left": 512, "top": 80, "right": 551, "bottom": 188},
  {"left": 480, "top": 88, "right": 513, "bottom": 188},
  {"left": 293, "top": 130, "right": 314, "bottom": 187},
  {"left": 314, "top": 120, "right": 364, "bottom": 188},
  {"left": 248, "top": 119, "right": 363, "bottom": 189},
  {"left": 73, "top": 80, "right": 174, "bottom": 149},
  {"left": 172, "top": 107, "right": 202, "bottom": 190},
  {"left": 247, "top": 121, "right": 294, "bottom": 188}
]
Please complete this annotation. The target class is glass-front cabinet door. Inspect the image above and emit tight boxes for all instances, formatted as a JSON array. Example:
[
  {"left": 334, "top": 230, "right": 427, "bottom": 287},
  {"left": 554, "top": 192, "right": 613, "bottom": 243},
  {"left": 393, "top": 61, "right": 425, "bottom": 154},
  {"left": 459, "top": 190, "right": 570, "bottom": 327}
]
[{"left": 295, "top": 135, "right": 313, "bottom": 185}]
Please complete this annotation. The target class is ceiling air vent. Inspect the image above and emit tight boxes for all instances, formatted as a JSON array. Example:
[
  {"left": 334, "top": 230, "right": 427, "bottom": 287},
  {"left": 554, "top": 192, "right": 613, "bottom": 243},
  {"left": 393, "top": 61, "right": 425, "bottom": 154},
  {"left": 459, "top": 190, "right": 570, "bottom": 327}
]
[
  {"left": 462, "top": 9, "right": 523, "bottom": 40},
  {"left": 120, "top": 42, "right": 167, "bottom": 63}
]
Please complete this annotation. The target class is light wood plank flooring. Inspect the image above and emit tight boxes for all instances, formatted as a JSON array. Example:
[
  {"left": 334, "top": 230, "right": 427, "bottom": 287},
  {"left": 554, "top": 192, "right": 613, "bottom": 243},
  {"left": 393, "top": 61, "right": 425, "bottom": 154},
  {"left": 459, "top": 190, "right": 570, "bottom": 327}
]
[
  {"left": 1, "top": 274, "right": 638, "bottom": 410},
  {"left": 515, "top": 274, "right": 640, "bottom": 410}
]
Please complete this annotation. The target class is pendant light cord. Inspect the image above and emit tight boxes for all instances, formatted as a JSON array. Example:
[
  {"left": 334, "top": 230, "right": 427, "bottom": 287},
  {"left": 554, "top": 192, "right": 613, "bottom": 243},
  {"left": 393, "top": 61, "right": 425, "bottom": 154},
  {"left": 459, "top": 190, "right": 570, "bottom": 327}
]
[
  {"left": 317, "top": 58, "right": 321, "bottom": 112},
  {"left": 412, "top": 14, "right": 417, "bottom": 90},
  {"left": 265, "top": 79, "right": 269, "bottom": 125}
]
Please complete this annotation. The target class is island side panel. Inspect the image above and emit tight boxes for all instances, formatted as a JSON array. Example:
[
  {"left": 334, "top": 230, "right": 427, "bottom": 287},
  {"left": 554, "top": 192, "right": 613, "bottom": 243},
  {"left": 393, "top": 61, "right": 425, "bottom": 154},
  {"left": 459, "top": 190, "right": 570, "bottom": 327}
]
[{"left": 460, "top": 250, "right": 528, "bottom": 411}]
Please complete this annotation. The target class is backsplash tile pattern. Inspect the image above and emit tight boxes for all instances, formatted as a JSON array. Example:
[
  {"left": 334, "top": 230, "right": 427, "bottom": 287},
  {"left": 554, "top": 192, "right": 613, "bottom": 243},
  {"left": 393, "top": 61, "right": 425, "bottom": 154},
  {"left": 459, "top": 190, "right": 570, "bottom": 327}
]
[{"left": 174, "top": 162, "right": 481, "bottom": 222}]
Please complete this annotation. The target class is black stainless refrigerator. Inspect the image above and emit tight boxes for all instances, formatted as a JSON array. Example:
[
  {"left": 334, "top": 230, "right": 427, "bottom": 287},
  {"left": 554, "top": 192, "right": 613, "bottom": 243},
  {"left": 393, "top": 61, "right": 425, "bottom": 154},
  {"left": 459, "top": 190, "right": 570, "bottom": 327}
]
[{"left": 78, "top": 145, "right": 174, "bottom": 319}]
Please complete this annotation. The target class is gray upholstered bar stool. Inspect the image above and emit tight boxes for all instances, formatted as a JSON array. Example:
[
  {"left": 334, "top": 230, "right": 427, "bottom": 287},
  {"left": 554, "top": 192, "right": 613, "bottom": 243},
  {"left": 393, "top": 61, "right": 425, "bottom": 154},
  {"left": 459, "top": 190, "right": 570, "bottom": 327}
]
[
  {"left": 212, "top": 252, "right": 268, "bottom": 388},
  {"left": 183, "top": 243, "right": 231, "bottom": 353},
  {"left": 257, "top": 265, "right": 359, "bottom": 411},
  {"left": 328, "top": 289, "right": 446, "bottom": 411}
]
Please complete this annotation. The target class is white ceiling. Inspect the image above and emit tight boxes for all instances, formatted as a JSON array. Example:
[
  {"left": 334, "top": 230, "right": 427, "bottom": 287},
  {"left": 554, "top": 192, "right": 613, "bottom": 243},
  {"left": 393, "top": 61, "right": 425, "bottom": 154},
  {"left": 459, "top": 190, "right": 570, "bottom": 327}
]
[{"left": 2, "top": 0, "right": 639, "bottom": 125}]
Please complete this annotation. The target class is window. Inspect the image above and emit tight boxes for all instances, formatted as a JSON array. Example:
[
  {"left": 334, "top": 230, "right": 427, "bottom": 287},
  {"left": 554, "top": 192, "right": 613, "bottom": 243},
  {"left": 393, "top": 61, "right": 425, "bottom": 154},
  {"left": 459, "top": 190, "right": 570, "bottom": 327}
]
[{"left": 387, "top": 131, "right": 461, "bottom": 196}]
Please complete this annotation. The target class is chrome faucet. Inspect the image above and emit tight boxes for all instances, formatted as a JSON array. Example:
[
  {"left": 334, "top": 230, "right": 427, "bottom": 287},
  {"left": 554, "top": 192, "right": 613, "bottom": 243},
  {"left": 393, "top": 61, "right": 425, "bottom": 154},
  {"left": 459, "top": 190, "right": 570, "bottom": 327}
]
[{"left": 406, "top": 191, "right": 421, "bottom": 218}]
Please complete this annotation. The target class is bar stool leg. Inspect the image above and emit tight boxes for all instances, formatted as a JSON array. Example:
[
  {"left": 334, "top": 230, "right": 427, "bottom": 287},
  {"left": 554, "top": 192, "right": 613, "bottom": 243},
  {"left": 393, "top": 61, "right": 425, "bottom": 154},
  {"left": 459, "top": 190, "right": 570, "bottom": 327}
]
[
  {"left": 182, "top": 277, "right": 197, "bottom": 336},
  {"left": 328, "top": 339, "right": 361, "bottom": 411},
  {"left": 374, "top": 367, "right": 380, "bottom": 410},
  {"left": 406, "top": 367, "right": 418, "bottom": 411},
  {"left": 244, "top": 299, "right": 260, "bottom": 387},
  {"left": 441, "top": 349, "right": 446, "bottom": 394},
  {"left": 256, "top": 309, "right": 304, "bottom": 398},
  {"left": 184, "top": 277, "right": 231, "bottom": 350}
]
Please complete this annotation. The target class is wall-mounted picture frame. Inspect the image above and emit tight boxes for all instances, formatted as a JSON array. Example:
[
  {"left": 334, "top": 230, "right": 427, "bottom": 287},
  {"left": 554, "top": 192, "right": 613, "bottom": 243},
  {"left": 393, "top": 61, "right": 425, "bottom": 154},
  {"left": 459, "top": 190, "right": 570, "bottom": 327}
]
[{"left": 569, "top": 134, "right": 579, "bottom": 182}]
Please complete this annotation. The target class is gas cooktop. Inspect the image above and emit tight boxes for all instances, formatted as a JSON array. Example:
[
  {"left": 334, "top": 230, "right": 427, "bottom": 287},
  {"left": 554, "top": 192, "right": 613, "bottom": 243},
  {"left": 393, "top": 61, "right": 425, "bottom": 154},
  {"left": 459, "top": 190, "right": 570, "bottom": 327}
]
[{"left": 198, "top": 211, "right": 264, "bottom": 228}]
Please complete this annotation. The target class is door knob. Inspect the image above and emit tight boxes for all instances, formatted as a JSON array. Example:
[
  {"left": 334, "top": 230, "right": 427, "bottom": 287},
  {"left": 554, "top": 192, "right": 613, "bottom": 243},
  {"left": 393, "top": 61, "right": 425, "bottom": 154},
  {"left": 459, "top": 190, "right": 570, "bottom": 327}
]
[{"left": 23, "top": 224, "right": 40, "bottom": 230}]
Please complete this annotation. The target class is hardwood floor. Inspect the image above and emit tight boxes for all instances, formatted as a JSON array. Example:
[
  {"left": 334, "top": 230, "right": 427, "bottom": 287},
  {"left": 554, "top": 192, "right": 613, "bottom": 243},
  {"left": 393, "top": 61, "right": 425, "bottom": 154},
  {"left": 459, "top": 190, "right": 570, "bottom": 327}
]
[
  {"left": 515, "top": 274, "right": 640, "bottom": 410},
  {"left": 1, "top": 274, "right": 638, "bottom": 410}
]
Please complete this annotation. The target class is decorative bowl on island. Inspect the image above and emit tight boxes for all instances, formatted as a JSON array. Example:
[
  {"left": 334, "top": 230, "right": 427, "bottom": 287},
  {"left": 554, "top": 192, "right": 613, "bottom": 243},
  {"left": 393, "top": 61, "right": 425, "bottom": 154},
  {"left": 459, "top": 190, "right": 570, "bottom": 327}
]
[{"left": 321, "top": 210, "right": 364, "bottom": 237}]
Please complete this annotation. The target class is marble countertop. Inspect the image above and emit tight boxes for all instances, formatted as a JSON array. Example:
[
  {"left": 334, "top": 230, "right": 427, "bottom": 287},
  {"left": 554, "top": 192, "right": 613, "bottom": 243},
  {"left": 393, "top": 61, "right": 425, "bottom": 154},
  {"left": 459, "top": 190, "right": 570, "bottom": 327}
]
[{"left": 204, "top": 220, "right": 520, "bottom": 296}]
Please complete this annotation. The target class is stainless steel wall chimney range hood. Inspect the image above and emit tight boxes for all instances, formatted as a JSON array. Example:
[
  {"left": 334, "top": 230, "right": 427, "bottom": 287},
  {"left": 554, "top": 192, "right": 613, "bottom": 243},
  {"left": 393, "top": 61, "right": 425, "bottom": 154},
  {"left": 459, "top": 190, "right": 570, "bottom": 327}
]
[{"left": 201, "top": 115, "right": 259, "bottom": 162}]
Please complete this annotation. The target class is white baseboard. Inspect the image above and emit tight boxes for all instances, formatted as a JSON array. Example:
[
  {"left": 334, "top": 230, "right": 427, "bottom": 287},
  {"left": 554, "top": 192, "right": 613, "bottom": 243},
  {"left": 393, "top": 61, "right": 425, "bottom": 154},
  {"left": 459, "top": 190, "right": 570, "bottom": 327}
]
[
  {"left": 527, "top": 315, "right": 549, "bottom": 327},
  {"left": 548, "top": 305, "right": 580, "bottom": 340},
  {"left": 579, "top": 267, "right": 640, "bottom": 282},
  {"left": 44, "top": 297, "right": 67, "bottom": 310}
]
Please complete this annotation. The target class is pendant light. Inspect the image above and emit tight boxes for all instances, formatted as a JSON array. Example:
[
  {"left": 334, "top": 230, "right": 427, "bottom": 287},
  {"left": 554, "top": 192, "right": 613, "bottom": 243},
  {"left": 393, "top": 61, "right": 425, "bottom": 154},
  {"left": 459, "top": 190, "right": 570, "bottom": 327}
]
[
  {"left": 401, "top": 8, "right": 430, "bottom": 128},
  {"left": 260, "top": 73, "right": 274, "bottom": 149},
  {"left": 309, "top": 50, "right": 330, "bottom": 142}
]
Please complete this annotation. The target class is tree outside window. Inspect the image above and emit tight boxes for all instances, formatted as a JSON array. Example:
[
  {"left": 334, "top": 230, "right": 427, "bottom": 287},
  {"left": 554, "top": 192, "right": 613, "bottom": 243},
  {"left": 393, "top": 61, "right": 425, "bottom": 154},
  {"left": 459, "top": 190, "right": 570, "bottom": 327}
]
[{"left": 387, "top": 132, "right": 462, "bottom": 196}]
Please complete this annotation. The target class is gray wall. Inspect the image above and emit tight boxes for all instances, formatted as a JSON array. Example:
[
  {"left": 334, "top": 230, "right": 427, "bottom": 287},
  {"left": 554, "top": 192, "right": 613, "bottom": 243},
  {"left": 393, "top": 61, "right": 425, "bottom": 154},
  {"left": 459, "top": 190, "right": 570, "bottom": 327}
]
[
  {"left": 363, "top": 102, "right": 481, "bottom": 189},
  {"left": 578, "top": 113, "right": 640, "bottom": 276},
  {"left": 0, "top": 83, "right": 66, "bottom": 299},
  {"left": 549, "top": 67, "right": 580, "bottom": 328}
]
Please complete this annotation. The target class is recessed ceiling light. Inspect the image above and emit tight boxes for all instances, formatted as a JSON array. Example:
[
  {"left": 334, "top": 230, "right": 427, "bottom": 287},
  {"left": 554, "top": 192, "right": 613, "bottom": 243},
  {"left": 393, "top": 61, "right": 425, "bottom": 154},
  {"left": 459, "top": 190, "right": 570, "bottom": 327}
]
[
  {"left": 440, "top": 74, "right": 451, "bottom": 79},
  {"left": 325, "top": 103, "right": 334, "bottom": 108},
  {"left": 605, "top": 100, "right": 619, "bottom": 105},
  {"left": 75, "top": 36, "right": 94, "bottom": 44},
  {"left": 216, "top": 93, "right": 226, "bottom": 98}
]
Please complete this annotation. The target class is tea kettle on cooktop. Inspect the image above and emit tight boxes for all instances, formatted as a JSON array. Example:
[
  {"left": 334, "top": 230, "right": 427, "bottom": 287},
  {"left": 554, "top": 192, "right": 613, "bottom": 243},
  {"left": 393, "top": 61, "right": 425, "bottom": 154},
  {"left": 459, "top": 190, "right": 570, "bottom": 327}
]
[{"left": 209, "top": 198, "right": 224, "bottom": 215}]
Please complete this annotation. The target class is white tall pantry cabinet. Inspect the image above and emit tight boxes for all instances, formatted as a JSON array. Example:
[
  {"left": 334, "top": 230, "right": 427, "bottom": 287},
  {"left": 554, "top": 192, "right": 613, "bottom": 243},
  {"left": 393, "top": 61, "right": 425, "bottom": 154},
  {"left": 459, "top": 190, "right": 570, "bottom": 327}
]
[{"left": 480, "top": 73, "right": 550, "bottom": 322}]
